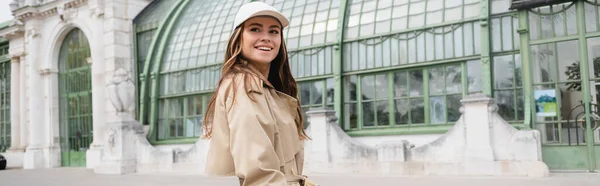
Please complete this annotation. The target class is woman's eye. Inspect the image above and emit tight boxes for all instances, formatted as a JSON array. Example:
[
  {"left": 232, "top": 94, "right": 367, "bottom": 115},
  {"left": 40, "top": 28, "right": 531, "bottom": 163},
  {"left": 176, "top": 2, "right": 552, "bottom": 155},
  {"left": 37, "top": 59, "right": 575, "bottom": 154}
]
[
  {"left": 250, "top": 28, "right": 260, "bottom": 32},
  {"left": 270, "top": 30, "right": 280, "bottom": 34}
]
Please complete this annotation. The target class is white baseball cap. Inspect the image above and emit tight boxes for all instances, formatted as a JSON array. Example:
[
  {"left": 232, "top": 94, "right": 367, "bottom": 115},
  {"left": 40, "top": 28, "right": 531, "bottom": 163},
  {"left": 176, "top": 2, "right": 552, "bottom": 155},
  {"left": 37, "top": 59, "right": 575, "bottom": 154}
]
[{"left": 232, "top": 2, "right": 289, "bottom": 31}]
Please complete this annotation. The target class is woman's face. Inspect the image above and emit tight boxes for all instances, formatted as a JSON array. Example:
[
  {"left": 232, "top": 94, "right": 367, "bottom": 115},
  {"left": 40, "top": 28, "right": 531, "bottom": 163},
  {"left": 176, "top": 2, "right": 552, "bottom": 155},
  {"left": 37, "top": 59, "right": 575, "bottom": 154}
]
[{"left": 240, "top": 16, "right": 282, "bottom": 67}]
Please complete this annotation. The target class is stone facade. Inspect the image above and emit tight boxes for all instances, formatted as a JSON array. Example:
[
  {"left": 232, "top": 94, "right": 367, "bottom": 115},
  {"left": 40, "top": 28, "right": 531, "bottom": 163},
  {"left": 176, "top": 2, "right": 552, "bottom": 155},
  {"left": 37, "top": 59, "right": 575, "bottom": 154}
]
[{"left": 0, "top": 0, "right": 150, "bottom": 169}]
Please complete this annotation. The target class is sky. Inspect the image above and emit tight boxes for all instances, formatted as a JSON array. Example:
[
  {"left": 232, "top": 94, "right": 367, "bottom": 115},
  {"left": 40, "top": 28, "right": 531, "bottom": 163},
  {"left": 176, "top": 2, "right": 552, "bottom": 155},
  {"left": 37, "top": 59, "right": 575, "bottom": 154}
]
[{"left": 0, "top": 0, "right": 14, "bottom": 23}]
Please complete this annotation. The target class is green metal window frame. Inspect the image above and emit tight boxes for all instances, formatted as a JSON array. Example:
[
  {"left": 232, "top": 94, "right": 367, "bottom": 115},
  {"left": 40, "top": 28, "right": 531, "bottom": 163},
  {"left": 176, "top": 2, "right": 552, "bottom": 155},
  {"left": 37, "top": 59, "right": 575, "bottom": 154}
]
[
  {"left": 343, "top": 62, "right": 470, "bottom": 136},
  {"left": 0, "top": 42, "right": 10, "bottom": 152},
  {"left": 133, "top": 0, "right": 549, "bottom": 143}
]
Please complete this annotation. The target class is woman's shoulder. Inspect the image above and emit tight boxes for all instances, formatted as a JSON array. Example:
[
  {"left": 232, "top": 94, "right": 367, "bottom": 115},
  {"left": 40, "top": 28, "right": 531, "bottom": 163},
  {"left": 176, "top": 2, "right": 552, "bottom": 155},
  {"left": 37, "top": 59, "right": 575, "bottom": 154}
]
[{"left": 219, "top": 72, "right": 264, "bottom": 95}]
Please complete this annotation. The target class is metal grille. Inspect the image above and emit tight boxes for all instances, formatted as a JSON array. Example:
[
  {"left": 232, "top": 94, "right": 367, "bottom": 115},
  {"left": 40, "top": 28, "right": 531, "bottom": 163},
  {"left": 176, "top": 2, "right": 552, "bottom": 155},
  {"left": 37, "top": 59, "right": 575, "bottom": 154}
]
[
  {"left": 58, "top": 29, "right": 93, "bottom": 166},
  {"left": 0, "top": 43, "right": 10, "bottom": 152}
]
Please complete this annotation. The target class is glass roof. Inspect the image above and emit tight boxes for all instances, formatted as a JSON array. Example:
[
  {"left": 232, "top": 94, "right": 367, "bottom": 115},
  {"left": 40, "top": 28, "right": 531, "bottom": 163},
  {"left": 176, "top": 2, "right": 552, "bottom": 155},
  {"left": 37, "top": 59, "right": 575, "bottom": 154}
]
[
  {"left": 257, "top": 0, "right": 340, "bottom": 49},
  {"left": 134, "top": 0, "right": 180, "bottom": 28},
  {"left": 160, "top": 0, "right": 243, "bottom": 72},
  {"left": 344, "top": 0, "right": 480, "bottom": 40}
]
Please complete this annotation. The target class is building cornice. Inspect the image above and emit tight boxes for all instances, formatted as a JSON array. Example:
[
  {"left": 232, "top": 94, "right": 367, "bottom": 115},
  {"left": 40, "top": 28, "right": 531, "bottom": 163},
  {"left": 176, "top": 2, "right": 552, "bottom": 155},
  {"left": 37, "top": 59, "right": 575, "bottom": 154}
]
[
  {"left": 13, "top": 0, "right": 89, "bottom": 21},
  {"left": 0, "top": 22, "right": 25, "bottom": 41}
]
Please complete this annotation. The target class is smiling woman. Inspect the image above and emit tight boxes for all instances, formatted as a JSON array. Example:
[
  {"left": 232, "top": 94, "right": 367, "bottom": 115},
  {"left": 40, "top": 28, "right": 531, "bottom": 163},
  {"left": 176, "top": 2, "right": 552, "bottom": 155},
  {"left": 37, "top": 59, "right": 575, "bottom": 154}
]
[{"left": 202, "top": 2, "right": 311, "bottom": 186}]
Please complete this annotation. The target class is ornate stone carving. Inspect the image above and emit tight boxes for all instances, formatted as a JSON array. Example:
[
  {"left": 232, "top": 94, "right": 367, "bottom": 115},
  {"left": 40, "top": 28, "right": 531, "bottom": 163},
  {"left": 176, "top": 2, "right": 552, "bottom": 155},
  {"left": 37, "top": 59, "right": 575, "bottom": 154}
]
[
  {"left": 26, "top": 27, "right": 39, "bottom": 39},
  {"left": 107, "top": 68, "right": 136, "bottom": 113}
]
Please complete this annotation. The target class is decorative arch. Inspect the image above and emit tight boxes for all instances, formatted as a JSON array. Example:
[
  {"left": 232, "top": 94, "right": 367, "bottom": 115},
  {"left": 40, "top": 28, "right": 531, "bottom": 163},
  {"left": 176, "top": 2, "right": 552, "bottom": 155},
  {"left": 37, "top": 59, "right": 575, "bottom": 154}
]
[{"left": 56, "top": 28, "right": 93, "bottom": 167}]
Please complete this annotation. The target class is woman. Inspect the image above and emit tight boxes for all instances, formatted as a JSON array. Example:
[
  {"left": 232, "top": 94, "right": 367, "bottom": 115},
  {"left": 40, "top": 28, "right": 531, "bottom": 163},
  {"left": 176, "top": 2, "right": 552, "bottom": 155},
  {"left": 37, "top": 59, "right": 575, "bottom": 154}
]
[{"left": 203, "top": 2, "right": 311, "bottom": 186}]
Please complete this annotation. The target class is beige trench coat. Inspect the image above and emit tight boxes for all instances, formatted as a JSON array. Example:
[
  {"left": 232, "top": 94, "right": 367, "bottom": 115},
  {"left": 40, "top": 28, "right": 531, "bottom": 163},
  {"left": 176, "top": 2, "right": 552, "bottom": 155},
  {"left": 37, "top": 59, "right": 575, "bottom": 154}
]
[{"left": 205, "top": 71, "right": 305, "bottom": 186}]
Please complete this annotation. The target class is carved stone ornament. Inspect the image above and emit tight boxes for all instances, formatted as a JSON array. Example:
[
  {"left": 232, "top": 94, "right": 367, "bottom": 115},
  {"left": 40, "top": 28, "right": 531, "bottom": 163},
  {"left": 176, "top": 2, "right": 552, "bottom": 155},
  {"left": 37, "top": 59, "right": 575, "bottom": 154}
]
[{"left": 107, "top": 68, "right": 136, "bottom": 113}]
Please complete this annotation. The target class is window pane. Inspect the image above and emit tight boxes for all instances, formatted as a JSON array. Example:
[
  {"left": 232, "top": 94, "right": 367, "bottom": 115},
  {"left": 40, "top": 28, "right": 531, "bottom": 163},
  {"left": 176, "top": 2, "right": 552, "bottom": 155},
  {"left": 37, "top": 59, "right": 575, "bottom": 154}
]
[
  {"left": 326, "top": 78, "right": 335, "bottom": 105},
  {"left": 467, "top": 60, "right": 482, "bottom": 93},
  {"left": 376, "top": 74, "right": 389, "bottom": 99},
  {"left": 300, "top": 82, "right": 311, "bottom": 106},
  {"left": 445, "top": 65, "right": 462, "bottom": 94},
  {"left": 410, "top": 70, "right": 424, "bottom": 96},
  {"left": 515, "top": 54, "right": 523, "bottom": 87},
  {"left": 346, "top": 103, "right": 358, "bottom": 129},
  {"left": 517, "top": 89, "right": 525, "bottom": 120},
  {"left": 429, "top": 67, "right": 445, "bottom": 95},
  {"left": 345, "top": 75, "right": 358, "bottom": 101},
  {"left": 447, "top": 94, "right": 462, "bottom": 122},
  {"left": 430, "top": 96, "right": 446, "bottom": 124},
  {"left": 311, "top": 81, "right": 324, "bottom": 105},
  {"left": 394, "top": 72, "right": 408, "bottom": 97},
  {"left": 395, "top": 99, "right": 409, "bottom": 125},
  {"left": 502, "top": 16, "right": 513, "bottom": 51},
  {"left": 496, "top": 90, "right": 516, "bottom": 121},
  {"left": 494, "top": 55, "right": 515, "bottom": 88},
  {"left": 410, "top": 98, "right": 425, "bottom": 124},
  {"left": 362, "top": 101, "right": 375, "bottom": 126},
  {"left": 491, "top": 0, "right": 511, "bottom": 14},
  {"left": 587, "top": 37, "right": 600, "bottom": 79},
  {"left": 376, "top": 101, "right": 390, "bottom": 126},
  {"left": 531, "top": 43, "right": 556, "bottom": 83},
  {"left": 362, "top": 75, "right": 376, "bottom": 100},
  {"left": 557, "top": 40, "right": 580, "bottom": 82}
]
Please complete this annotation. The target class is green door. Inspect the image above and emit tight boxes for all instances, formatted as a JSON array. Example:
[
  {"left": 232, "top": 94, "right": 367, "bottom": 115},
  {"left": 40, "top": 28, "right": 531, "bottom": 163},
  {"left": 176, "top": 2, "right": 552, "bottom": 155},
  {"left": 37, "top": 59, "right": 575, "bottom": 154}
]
[{"left": 58, "top": 29, "right": 93, "bottom": 167}]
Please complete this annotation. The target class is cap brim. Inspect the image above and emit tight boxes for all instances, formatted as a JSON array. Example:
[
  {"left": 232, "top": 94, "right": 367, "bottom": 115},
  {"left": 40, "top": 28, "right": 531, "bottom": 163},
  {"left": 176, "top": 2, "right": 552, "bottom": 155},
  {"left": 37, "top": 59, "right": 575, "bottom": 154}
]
[{"left": 249, "top": 10, "right": 289, "bottom": 28}]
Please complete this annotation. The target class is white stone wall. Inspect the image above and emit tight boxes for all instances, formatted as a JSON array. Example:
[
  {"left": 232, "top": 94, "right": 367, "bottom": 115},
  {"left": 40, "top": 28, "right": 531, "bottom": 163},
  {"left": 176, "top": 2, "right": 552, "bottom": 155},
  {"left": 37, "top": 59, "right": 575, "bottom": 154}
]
[{"left": 1, "top": 0, "right": 150, "bottom": 169}]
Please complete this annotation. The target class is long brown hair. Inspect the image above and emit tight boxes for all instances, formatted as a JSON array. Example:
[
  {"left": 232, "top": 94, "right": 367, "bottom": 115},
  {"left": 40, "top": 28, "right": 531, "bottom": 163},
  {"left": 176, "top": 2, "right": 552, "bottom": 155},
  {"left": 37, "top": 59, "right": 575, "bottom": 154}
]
[{"left": 201, "top": 23, "right": 309, "bottom": 140}]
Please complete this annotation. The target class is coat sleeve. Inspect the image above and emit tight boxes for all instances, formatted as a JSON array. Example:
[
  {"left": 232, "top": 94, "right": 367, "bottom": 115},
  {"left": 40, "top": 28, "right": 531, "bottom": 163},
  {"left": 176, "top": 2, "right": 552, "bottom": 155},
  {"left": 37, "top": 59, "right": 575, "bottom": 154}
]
[{"left": 225, "top": 77, "right": 287, "bottom": 186}]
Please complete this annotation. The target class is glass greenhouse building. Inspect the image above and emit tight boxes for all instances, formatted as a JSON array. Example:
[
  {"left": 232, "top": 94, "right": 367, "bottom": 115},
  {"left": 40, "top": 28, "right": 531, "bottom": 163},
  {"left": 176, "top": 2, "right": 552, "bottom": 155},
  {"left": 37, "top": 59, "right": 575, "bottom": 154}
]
[
  {"left": 130, "top": 0, "right": 600, "bottom": 171},
  {"left": 0, "top": 0, "right": 599, "bottom": 172}
]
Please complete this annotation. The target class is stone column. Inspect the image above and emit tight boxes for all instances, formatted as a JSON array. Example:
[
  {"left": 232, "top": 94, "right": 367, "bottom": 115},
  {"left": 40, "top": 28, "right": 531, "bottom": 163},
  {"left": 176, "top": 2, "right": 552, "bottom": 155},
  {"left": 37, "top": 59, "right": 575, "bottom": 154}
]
[
  {"left": 23, "top": 24, "right": 46, "bottom": 169},
  {"left": 460, "top": 94, "right": 495, "bottom": 174},
  {"left": 19, "top": 54, "right": 28, "bottom": 150},
  {"left": 305, "top": 107, "right": 336, "bottom": 163},
  {"left": 8, "top": 56, "right": 21, "bottom": 152},
  {"left": 85, "top": 0, "right": 108, "bottom": 170}
]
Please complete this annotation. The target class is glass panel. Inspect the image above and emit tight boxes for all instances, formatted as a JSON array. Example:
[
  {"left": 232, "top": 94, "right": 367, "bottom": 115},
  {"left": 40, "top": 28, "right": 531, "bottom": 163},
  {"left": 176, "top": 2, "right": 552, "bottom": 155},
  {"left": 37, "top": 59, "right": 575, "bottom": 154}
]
[
  {"left": 362, "top": 101, "right": 375, "bottom": 126},
  {"left": 445, "top": 65, "right": 462, "bottom": 94},
  {"left": 394, "top": 72, "right": 408, "bottom": 97},
  {"left": 300, "top": 82, "right": 311, "bottom": 106},
  {"left": 557, "top": 40, "right": 580, "bottom": 82},
  {"left": 376, "top": 74, "right": 389, "bottom": 99},
  {"left": 454, "top": 26, "right": 464, "bottom": 57},
  {"left": 566, "top": 5, "right": 577, "bottom": 35},
  {"left": 502, "top": 16, "right": 513, "bottom": 51},
  {"left": 430, "top": 96, "right": 446, "bottom": 124},
  {"left": 491, "top": 0, "right": 511, "bottom": 14},
  {"left": 376, "top": 101, "right": 390, "bottom": 125},
  {"left": 311, "top": 81, "right": 324, "bottom": 105},
  {"left": 517, "top": 89, "right": 525, "bottom": 120},
  {"left": 494, "top": 55, "right": 515, "bottom": 89},
  {"left": 362, "top": 75, "right": 376, "bottom": 101},
  {"left": 587, "top": 37, "right": 600, "bottom": 79},
  {"left": 429, "top": 67, "right": 444, "bottom": 95},
  {"left": 346, "top": 103, "right": 358, "bottom": 129},
  {"left": 585, "top": 3, "right": 597, "bottom": 33},
  {"left": 467, "top": 60, "right": 482, "bottom": 93},
  {"left": 409, "top": 70, "right": 424, "bottom": 96},
  {"left": 410, "top": 98, "right": 425, "bottom": 124},
  {"left": 394, "top": 99, "right": 409, "bottom": 125},
  {"left": 531, "top": 43, "right": 556, "bottom": 83},
  {"left": 447, "top": 94, "right": 462, "bottom": 122},
  {"left": 496, "top": 90, "right": 516, "bottom": 121},
  {"left": 326, "top": 78, "right": 335, "bottom": 105},
  {"left": 345, "top": 75, "right": 358, "bottom": 101}
]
